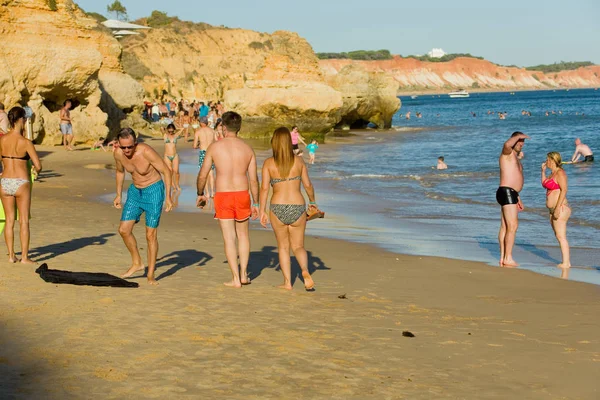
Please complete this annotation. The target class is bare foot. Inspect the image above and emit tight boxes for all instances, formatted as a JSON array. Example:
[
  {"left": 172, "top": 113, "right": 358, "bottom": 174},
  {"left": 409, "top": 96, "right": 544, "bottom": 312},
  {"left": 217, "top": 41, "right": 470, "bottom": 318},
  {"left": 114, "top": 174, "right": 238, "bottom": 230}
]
[
  {"left": 278, "top": 283, "right": 293, "bottom": 290},
  {"left": 302, "top": 272, "right": 315, "bottom": 290},
  {"left": 557, "top": 263, "right": 571, "bottom": 268},
  {"left": 502, "top": 259, "right": 519, "bottom": 268},
  {"left": 223, "top": 280, "right": 242, "bottom": 288},
  {"left": 121, "top": 264, "right": 145, "bottom": 278},
  {"left": 241, "top": 275, "right": 251, "bottom": 285},
  {"left": 8, "top": 255, "right": 17, "bottom": 263},
  {"left": 147, "top": 277, "right": 159, "bottom": 286},
  {"left": 20, "top": 258, "right": 37, "bottom": 265}
]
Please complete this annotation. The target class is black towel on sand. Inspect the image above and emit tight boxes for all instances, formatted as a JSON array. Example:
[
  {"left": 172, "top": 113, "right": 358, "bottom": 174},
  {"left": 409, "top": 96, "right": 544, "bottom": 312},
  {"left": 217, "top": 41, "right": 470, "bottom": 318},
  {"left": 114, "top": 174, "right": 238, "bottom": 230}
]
[{"left": 35, "top": 263, "right": 139, "bottom": 288}]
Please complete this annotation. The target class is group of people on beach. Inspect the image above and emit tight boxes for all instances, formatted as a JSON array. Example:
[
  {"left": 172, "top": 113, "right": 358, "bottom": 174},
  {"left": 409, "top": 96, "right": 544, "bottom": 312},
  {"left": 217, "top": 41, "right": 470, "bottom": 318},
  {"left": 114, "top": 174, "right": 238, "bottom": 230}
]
[
  {"left": 496, "top": 132, "right": 593, "bottom": 269},
  {"left": 113, "top": 112, "right": 320, "bottom": 289},
  {"left": 0, "top": 98, "right": 592, "bottom": 286}
]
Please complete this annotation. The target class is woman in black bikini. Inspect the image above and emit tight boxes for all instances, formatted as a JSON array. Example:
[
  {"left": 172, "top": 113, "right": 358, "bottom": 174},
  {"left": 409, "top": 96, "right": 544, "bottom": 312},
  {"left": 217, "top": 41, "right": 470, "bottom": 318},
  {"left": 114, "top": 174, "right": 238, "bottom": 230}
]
[
  {"left": 0, "top": 107, "right": 42, "bottom": 263},
  {"left": 259, "top": 127, "right": 317, "bottom": 291}
]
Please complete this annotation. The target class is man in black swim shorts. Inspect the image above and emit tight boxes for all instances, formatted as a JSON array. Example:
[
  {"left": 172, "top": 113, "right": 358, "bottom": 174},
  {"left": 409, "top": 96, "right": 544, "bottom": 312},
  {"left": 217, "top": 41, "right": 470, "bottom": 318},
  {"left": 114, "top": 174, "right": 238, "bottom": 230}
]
[
  {"left": 496, "top": 186, "right": 519, "bottom": 206},
  {"left": 497, "top": 131, "right": 530, "bottom": 267},
  {"left": 571, "top": 138, "right": 594, "bottom": 163}
]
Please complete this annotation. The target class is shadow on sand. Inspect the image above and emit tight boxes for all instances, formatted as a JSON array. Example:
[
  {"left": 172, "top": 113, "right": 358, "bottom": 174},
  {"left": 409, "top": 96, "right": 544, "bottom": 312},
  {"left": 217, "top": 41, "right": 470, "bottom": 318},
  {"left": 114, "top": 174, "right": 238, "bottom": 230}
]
[
  {"left": 249, "top": 245, "right": 330, "bottom": 286},
  {"left": 155, "top": 249, "right": 212, "bottom": 281},
  {"left": 476, "top": 235, "right": 560, "bottom": 265},
  {"left": 29, "top": 233, "right": 115, "bottom": 262}
]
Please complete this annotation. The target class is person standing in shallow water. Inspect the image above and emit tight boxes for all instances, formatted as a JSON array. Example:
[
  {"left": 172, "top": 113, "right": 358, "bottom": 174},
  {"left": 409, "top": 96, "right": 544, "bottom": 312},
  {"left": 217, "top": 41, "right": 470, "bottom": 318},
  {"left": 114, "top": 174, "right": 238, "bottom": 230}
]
[
  {"left": 541, "top": 152, "right": 571, "bottom": 268},
  {"left": 496, "top": 131, "right": 530, "bottom": 267},
  {"left": 113, "top": 128, "right": 173, "bottom": 285},
  {"left": 0, "top": 107, "right": 42, "bottom": 263},
  {"left": 259, "top": 127, "right": 317, "bottom": 290},
  {"left": 196, "top": 111, "right": 259, "bottom": 288},
  {"left": 571, "top": 138, "right": 593, "bottom": 163}
]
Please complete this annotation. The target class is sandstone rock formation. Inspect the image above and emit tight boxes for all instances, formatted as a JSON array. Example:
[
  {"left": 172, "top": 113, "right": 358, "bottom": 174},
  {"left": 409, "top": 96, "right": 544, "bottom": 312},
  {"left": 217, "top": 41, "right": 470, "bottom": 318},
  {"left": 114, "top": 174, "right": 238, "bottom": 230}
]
[
  {"left": 122, "top": 25, "right": 348, "bottom": 136},
  {"left": 0, "top": 0, "right": 144, "bottom": 144},
  {"left": 320, "top": 56, "right": 600, "bottom": 92},
  {"left": 320, "top": 64, "right": 400, "bottom": 129}
]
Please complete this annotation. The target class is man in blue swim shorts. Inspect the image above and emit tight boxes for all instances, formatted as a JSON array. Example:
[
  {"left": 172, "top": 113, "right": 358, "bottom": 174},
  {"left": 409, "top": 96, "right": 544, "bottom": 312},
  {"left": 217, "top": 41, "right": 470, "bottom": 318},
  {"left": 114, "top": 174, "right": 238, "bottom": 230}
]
[{"left": 113, "top": 128, "right": 174, "bottom": 285}]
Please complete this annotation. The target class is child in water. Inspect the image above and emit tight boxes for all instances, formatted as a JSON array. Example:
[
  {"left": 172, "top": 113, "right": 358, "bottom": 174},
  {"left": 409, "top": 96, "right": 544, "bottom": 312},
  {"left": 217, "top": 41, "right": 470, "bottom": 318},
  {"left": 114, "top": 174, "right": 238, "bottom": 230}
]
[
  {"left": 306, "top": 139, "right": 319, "bottom": 164},
  {"left": 436, "top": 156, "right": 448, "bottom": 170}
]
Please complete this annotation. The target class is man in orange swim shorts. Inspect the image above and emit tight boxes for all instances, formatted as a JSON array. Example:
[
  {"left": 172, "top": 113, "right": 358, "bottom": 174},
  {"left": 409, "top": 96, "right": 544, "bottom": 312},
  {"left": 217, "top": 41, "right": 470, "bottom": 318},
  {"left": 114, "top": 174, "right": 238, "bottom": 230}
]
[{"left": 196, "top": 111, "right": 259, "bottom": 288}]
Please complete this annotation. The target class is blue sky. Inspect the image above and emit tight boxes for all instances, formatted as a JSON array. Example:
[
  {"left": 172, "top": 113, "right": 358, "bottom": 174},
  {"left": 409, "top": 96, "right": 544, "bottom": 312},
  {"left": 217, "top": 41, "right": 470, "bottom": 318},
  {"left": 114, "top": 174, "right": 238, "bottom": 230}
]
[{"left": 78, "top": 0, "right": 600, "bottom": 66}]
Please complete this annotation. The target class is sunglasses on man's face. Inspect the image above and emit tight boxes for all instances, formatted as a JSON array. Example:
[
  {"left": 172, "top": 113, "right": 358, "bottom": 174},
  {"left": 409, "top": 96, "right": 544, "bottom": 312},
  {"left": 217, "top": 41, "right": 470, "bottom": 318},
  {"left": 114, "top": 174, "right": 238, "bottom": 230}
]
[{"left": 120, "top": 145, "right": 136, "bottom": 150}]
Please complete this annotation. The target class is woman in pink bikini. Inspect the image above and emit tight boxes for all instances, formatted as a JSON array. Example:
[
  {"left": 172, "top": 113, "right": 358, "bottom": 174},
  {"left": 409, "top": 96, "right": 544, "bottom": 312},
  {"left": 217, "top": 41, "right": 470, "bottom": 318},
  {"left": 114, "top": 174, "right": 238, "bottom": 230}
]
[{"left": 541, "top": 152, "right": 571, "bottom": 268}]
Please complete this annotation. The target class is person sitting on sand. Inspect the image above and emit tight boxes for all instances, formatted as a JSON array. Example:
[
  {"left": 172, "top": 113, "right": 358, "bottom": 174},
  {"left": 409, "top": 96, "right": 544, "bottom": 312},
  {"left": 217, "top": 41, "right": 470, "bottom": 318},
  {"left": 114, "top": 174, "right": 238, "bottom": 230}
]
[
  {"left": 113, "top": 128, "right": 173, "bottom": 285},
  {"left": 196, "top": 111, "right": 259, "bottom": 288},
  {"left": 436, "top": 156, "right": 447, "bottom": 170},
  {"left": 541, "top": 152, "right": 571, "bottom": 268},
  {"left": 91, "top": 137, "right": 117, "bottom": 152},
  {"left": 571, "top": 138, "right": 593, "bottom": 163},
  {"left": 259, "top": 127, "right": 317, "bottom": 291},
  {"left": 496, "top": 131, "right": 529, "bottom": 268},
  {"left": 0, "top": 107, "right": 42, "bottom": 264},
  {"left": 306, "top": 139, "right": 319, "bottom": 164}
]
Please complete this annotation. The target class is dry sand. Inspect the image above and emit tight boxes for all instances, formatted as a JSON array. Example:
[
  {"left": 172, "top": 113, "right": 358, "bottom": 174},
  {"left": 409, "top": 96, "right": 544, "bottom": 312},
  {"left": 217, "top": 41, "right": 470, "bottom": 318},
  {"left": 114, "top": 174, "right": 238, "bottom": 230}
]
[{"left": 0, "top": 143, "right": 599, "bottom": 399}]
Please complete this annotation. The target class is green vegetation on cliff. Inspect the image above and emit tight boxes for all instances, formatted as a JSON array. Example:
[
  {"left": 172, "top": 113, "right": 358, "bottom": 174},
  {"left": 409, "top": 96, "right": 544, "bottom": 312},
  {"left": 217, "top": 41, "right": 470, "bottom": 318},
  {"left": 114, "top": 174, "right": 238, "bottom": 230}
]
[
  {"left": 145, "top": 10, "right": 179, "bottom": 27},
  {"left": 86, "top": 12, "right": 107, "bottom": 22},
  {"left": 317, "top": 50, "right": 392, "bottom": 60},
  {"left": 405, "top": 53, "right": 484, "bottom": 62},
  {"left": 107, "top": 0, "right": 128, "bottom": 21},
  {"left": 525, "top": 61, "right": 595, "bottom": 73},
  {"left": 133, "top": 11, "right": 212, "bottom": 31}
]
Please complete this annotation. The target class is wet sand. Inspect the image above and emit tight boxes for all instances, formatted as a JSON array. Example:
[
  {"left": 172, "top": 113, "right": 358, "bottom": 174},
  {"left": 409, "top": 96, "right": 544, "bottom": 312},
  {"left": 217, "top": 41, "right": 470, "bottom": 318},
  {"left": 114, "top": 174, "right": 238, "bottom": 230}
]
[{"left": 0, "top": 143, "right": 599, "bottom": 399}]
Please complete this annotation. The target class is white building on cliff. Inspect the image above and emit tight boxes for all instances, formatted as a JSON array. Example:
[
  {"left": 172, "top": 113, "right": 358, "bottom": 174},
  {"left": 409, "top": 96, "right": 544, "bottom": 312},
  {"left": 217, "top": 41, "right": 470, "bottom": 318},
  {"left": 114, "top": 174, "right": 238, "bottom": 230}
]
[
  {"left": 102, "top": 19, "right": 149, "bottom": 38},
  {"left": 427, "top": 48, "right": 447, "bottom": 58}
]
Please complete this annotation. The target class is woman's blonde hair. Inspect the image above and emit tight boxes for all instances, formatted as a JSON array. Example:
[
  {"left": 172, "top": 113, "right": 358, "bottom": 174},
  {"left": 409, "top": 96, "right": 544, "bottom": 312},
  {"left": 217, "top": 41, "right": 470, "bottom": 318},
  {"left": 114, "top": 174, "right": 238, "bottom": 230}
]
[
  {"left": 547, "top": 151, "right": 563, "bottom": 168},
  {"left": 271, "top": 127, "right": 295, "bottom": 179}
]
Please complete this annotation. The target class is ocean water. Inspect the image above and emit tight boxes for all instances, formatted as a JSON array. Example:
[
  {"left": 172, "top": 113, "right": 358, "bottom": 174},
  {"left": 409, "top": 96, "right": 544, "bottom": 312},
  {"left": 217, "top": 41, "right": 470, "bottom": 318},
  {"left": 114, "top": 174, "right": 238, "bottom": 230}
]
[
  {"left": 299, "top": 88, "right": 600, "bottom": 284},
  {"left": 106, "top": 88, "right": 600, "bottom": 285}
]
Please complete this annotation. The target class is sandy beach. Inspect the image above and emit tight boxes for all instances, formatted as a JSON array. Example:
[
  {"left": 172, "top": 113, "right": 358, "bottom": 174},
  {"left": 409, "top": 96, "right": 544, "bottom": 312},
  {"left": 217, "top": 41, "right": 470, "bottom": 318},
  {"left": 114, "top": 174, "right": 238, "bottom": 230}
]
[{"left": 1, "top": 142, "right": 599, "bottom": 399}]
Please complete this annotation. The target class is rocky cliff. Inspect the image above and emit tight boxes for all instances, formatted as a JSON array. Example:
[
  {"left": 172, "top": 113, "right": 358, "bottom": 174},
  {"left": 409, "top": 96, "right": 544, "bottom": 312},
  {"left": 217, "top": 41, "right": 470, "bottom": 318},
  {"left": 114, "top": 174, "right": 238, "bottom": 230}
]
[
  {"left": 0, "top": 0, "right": 144, "bottom": 144},
  {"left": 121, "top": 23, "right": 400, "bottom": 135},
  {"left": 320, "top": 56, "right": 600, "bottom": 92}
]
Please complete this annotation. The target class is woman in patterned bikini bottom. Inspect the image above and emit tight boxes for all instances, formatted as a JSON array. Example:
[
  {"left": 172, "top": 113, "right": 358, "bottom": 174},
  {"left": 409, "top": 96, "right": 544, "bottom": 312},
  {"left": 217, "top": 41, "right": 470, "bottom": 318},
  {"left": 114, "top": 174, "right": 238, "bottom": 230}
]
[{"left": 259, "top": 127, "right": 318, "bottom": 291}]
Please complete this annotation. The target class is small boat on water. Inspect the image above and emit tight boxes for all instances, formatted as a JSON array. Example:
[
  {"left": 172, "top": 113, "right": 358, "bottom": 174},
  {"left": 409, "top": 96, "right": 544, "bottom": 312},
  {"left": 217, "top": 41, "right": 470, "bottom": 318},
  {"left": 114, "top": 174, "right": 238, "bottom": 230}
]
[
  {"left": 448, "top": 89, "right": 469, "bottom": 98},
  {"left": 410, "top": 95, "right": 418, "bottom": 99}
]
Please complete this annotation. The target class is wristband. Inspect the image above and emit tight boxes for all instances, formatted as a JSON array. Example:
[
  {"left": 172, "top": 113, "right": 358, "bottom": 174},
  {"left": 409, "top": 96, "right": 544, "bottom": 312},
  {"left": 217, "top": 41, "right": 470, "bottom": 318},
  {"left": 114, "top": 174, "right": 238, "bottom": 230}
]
[
  {"left": 197, "top": 191, "right": 204, "bottom": 196},
  {"left": 309, "top": 201, "right": 316, "bottom": 205},
  {"left": 252, "top": 203, "right": 259, "bottom": 207}
]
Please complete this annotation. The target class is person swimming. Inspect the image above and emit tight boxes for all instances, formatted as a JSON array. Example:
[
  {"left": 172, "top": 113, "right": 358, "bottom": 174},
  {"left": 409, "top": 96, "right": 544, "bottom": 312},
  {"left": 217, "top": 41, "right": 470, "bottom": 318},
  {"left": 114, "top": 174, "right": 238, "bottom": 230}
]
[{"left": 436, "top": 156, "right": 447, "bottom": 170}]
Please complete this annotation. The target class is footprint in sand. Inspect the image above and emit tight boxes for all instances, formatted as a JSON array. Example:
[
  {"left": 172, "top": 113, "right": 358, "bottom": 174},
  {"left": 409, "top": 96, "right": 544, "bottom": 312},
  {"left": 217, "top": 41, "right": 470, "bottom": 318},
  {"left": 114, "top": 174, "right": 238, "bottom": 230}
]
[{"left": 94, "top": 367, "right": 128, "bottom": 382}]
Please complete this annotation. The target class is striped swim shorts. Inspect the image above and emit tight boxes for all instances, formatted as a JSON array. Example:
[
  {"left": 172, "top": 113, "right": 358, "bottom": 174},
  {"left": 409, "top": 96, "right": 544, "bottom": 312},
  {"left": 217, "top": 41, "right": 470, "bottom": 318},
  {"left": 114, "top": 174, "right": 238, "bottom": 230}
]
[
  {"left": 121, "top": 180, "right": 165, "bottom": 228},
  {"left": 198, "top": 149, "right": 215, "bottom": 170}
]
